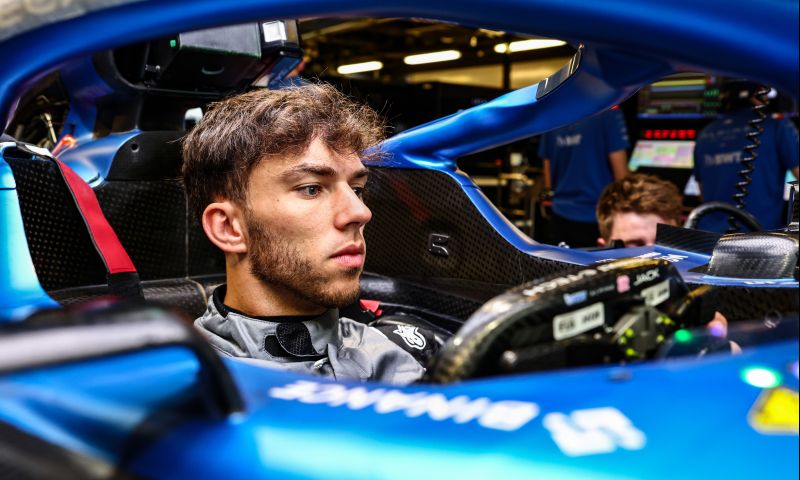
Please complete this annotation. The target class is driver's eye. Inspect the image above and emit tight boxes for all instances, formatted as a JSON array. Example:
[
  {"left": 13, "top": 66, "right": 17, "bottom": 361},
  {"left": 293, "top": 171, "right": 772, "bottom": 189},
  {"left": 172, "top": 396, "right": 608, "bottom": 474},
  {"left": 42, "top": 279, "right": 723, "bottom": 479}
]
[
  {"left": 352, "top": 186, "right": 365, "bottom": 199},
  {"left": 625, "top": 239, "right": 646, "bottom": 248},
  {"left": 300, "top": 185, "right": 321, "bottom": 197}
]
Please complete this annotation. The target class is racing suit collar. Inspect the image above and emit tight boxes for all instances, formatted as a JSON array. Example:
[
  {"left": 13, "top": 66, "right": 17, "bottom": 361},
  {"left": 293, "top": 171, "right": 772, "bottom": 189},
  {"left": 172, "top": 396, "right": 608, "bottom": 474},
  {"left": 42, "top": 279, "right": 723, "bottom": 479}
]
[{"left": 208, "top": 284, "right": 341, "bottom": 357}]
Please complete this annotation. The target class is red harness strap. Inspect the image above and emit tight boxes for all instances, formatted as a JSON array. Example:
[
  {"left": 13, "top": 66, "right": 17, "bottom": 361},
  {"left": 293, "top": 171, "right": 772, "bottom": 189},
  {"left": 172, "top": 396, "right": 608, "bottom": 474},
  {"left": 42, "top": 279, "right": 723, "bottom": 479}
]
[
  {"left": 14, "top": 142, "right": 142, "bottom": 299},
  {"left": 358, "top": 299, "right": 383, "bottom": 317},
  {"left": 52, "top": 159, "right": 137, "bottom": 274}
]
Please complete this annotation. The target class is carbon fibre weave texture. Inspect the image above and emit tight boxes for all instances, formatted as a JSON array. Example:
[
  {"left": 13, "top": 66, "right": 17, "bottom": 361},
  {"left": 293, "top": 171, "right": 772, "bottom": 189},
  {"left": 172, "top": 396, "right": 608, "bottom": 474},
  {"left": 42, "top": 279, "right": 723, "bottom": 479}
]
[
  {"left": 363, "top": 168, "right": 575, "bottom": 285},
  {"left": 704, "top": 285, "right": 800, "bottom": 323},
  {"left": 655, "top": 223, "right": 721, "bottom": 256},
  {"left": 7, "top": 154, "right": 203, "bottom": 290},
  {"left": 6, "top": 156, "right": 107, "bottom": 290},
  {"left": 95, "top": 179, "right": 186, "bottom": 280},
  {"left": 49, "top": 279, "right": 208, "bottom": 319}
]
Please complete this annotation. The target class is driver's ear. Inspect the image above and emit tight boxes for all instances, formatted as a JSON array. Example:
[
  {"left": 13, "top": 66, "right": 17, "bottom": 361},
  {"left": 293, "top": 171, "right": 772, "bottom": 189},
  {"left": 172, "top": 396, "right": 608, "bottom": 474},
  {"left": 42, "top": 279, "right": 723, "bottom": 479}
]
[{"left": 202, "top": 201, "right": 248, "bottom": 253}]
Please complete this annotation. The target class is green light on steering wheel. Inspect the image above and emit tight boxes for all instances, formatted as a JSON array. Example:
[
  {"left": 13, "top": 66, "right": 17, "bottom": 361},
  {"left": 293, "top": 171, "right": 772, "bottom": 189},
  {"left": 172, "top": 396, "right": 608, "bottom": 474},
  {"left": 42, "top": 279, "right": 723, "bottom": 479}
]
[{"left": 673, "top": 329, "right": 693, "bottom": 343}]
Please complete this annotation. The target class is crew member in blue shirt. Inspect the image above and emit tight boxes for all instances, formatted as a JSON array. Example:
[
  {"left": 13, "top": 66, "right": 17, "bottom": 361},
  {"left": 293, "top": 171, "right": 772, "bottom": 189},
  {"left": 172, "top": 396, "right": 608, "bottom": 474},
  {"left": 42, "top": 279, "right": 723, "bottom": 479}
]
[
  {"left": 693, "top": 81, "right": 799, "bottom": 232},
  {"left": 538, "top": 108, "right": 630, "bottom": 247}
]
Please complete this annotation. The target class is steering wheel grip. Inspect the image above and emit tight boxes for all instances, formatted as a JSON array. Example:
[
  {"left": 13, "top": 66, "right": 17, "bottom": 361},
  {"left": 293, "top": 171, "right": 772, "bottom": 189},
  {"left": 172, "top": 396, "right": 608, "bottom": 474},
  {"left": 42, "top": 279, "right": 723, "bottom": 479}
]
[
  {"left": 684, "top": 201, "right": 762, "bottom": 231},
  {"left": 429, "top": 257, "right": 688, "bottom": 383}
]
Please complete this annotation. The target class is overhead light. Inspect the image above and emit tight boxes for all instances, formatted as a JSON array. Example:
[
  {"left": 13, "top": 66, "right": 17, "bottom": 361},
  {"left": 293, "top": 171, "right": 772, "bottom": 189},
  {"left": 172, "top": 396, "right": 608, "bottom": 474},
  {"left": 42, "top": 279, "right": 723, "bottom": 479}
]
[
  {"left": 404, "top": 50, "right": 462, "bottom": 65},
  {"left": 336, "top": 61, "right": 383, "bottom": 75},
  {"left": 494, "top": 39, "right": 566, "bottom": 54}
]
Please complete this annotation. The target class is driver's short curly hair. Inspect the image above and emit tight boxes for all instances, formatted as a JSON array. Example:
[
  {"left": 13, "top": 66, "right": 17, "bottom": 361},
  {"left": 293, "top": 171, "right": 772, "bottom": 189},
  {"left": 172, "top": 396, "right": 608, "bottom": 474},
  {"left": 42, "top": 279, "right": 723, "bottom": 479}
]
[
  {"left": 596, "top": 173, "right": 683, "bottom": 240},
  {"left": 182, "top": 82, "right": 386, "bottom": 222}
]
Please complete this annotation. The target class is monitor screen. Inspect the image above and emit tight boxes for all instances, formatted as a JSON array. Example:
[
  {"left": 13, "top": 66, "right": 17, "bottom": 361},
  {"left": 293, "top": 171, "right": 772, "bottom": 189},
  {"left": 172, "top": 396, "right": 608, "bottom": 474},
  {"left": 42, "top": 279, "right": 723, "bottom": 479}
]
[
  {"left": 637, "top": 73, "right": 720, "bottom": 119},
  {"left": 629, "top": 140, "right": 694, "bottom": 170}
]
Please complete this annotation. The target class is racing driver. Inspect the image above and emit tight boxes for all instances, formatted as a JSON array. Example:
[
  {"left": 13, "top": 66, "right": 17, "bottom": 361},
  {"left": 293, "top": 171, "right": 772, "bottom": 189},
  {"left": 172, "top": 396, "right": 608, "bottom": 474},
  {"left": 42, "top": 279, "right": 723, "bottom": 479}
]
[{"left": 182, "top": 83, "right": 424, "bottom": 384}]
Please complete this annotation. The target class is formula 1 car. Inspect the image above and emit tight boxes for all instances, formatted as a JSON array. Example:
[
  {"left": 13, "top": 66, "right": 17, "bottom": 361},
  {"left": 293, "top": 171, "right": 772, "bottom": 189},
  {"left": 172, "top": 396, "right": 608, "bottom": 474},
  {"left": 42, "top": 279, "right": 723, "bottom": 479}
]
[{"left": 0, "top": 1, "right": 797, "bottom": 479}]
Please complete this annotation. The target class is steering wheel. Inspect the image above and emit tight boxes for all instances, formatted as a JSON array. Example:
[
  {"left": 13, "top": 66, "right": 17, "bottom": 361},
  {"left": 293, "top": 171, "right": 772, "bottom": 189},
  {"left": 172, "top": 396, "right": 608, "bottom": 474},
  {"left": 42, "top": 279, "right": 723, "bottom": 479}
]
[
  {"left": 429, "top": 258, "right": 697, "bottom": 383},
  {"left": 683, "top": 201, "right": 762, "bottom": 231}
]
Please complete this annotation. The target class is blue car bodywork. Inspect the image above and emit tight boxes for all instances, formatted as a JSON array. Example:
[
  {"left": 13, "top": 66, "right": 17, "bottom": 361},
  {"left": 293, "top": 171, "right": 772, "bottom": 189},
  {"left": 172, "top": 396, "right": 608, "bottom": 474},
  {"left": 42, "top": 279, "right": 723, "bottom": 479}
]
[{"left": 0, "top": 1, "right": 797, "bottom": 478}]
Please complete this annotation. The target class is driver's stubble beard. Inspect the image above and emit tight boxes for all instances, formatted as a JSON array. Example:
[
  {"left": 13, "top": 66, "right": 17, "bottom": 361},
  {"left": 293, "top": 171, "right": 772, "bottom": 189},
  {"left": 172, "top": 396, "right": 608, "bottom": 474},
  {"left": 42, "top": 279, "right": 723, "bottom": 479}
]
[{"left": 244, "top": 207, "right": 362, "bottom": 309}]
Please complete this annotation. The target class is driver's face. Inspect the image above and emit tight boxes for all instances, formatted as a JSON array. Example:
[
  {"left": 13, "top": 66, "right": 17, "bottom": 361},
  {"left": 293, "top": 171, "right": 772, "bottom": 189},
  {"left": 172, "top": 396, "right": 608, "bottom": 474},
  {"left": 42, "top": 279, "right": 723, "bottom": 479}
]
[
  {"left": 243, "top": 138, "right": 371, "bottom": 310},
  {"left": 608, "top": 212, "right": 676, "bottom": 248}
]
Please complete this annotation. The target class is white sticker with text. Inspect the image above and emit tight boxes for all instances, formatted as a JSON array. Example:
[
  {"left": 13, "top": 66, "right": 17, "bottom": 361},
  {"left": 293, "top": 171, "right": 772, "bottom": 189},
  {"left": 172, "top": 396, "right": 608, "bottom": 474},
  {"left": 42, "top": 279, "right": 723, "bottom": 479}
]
[
  {"left": 553, "top": 302, "right": 604, "bottom": 340},
  {"left": 269, "top": 380, "right": 539, "bottom": 432},
  {"left": 637, "top": 252, "right": 688, "bottom": 263},
  {"left": 641, "top": 279, "right": 670, "bottom": 306}
]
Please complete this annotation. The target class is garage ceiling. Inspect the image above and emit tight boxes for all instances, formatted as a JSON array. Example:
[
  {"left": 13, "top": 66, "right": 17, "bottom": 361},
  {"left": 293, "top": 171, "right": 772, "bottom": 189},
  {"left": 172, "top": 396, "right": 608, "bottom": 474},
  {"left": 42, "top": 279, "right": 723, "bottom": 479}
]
[{"left": 298, "top": 18, "right": 576, "bottom": 89}]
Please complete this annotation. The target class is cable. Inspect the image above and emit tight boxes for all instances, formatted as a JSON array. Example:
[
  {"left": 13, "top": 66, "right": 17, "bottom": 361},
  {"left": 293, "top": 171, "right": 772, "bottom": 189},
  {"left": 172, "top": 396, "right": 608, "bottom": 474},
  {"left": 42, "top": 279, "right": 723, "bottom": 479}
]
[{"left": 728, "top": 86, "right": 770, "bottom": 232}]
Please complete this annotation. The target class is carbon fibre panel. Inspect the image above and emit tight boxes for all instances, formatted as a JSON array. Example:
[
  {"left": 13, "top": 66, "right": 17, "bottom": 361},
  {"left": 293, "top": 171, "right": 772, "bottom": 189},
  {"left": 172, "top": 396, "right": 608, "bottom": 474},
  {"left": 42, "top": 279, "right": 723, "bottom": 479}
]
[
  {"left": 49, "top": 278, "right": 208, "bottom": 319},
  {"left": 709, "top": 286, "right": 800, "bottom": 323},
  {"left": 96, "top": 180, "right": 186, "bottom": 280},
  {"left": 364, "top": 168, "right": 575, "bottom": 284},
  {"left": 6, "top": 155, "right": 107, "bottom": 290}
]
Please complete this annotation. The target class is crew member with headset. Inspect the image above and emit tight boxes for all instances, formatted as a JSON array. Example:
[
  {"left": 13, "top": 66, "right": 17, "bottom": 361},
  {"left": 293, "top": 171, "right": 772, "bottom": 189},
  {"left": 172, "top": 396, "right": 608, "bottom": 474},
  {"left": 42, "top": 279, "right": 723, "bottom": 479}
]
[{"left": 692, "top": 80, "right": 799, "bottom": 232}]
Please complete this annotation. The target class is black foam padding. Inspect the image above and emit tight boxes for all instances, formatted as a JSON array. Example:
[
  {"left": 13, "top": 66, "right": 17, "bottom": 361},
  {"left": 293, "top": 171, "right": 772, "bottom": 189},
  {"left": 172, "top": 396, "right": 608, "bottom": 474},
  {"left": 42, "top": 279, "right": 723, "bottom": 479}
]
[
  {"left": 363, "top": 168, "right": 576, "bottom": 284},
  {"left": 95, "top": 179, "right": 186, "bottom": 280},
  {"left": 6, "top": 155, "right": 107, "bottom": 290},
  {"left": 49, "top": 278, "right": 208, "bottom": 319},
  {"left": 656, "top": 223, "right": 722, "bottom": 256},
  {"left": 707, "top": 232, "right": 798, "bottom": 279}
]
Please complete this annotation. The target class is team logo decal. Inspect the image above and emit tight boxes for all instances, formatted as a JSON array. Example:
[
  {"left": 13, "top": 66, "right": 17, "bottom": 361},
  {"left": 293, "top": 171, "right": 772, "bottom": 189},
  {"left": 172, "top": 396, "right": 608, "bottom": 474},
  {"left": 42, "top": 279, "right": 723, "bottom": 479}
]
[{"left": 393, "top": 325, "right": 426, "bottom": 350}]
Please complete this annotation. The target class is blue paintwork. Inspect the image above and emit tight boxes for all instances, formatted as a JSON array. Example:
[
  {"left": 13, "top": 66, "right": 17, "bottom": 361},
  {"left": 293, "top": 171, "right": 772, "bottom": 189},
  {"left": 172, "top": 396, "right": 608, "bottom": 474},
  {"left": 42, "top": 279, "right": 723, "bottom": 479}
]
[
  {"left": 0, "top": 0, "right": 798, "bottom": 478},
  {"left": 58, "top": 56, "right": 112, "bottom": 141},
  {"left": 56, "top": 130, "right": 142, "bottom": 184},
  {"left": 0, "top": 147, "right": 59, "bottom": 322},
  {"left": 0, "top": 347, "right": 201, "bottom": 461},
  {"left": 57, "top": 56, "right": 144, "bottom": 184},
  {"left": 1, "top": 338, "right": 796, "bottom": 479},
  {"left": 0, "top": 0, "right": 797, "bottom": 129},
  {"left": 0, "top": 149, "right": 14, "bottom": 190}
]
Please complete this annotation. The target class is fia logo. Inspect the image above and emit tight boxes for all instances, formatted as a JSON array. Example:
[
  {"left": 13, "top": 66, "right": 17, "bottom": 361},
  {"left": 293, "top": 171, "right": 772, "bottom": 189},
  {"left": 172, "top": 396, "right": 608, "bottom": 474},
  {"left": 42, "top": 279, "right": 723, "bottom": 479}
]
[{"left": 393, "top": 325, "right": 427, "bottom": 350}]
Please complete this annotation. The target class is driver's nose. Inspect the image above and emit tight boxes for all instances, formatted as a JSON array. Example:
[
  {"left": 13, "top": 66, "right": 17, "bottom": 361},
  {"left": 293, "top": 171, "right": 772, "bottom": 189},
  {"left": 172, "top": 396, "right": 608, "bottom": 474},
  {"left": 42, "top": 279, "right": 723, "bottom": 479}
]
[{"left": 334, "top": 187, "right": 371, "bottom": 230}]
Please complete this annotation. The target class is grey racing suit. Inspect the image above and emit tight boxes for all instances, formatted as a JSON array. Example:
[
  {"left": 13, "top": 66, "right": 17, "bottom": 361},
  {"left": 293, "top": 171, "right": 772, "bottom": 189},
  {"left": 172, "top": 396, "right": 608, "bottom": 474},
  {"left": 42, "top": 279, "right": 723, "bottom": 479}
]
[{"left": 194, "top": 286, "right": 424, "bottom": 385}]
